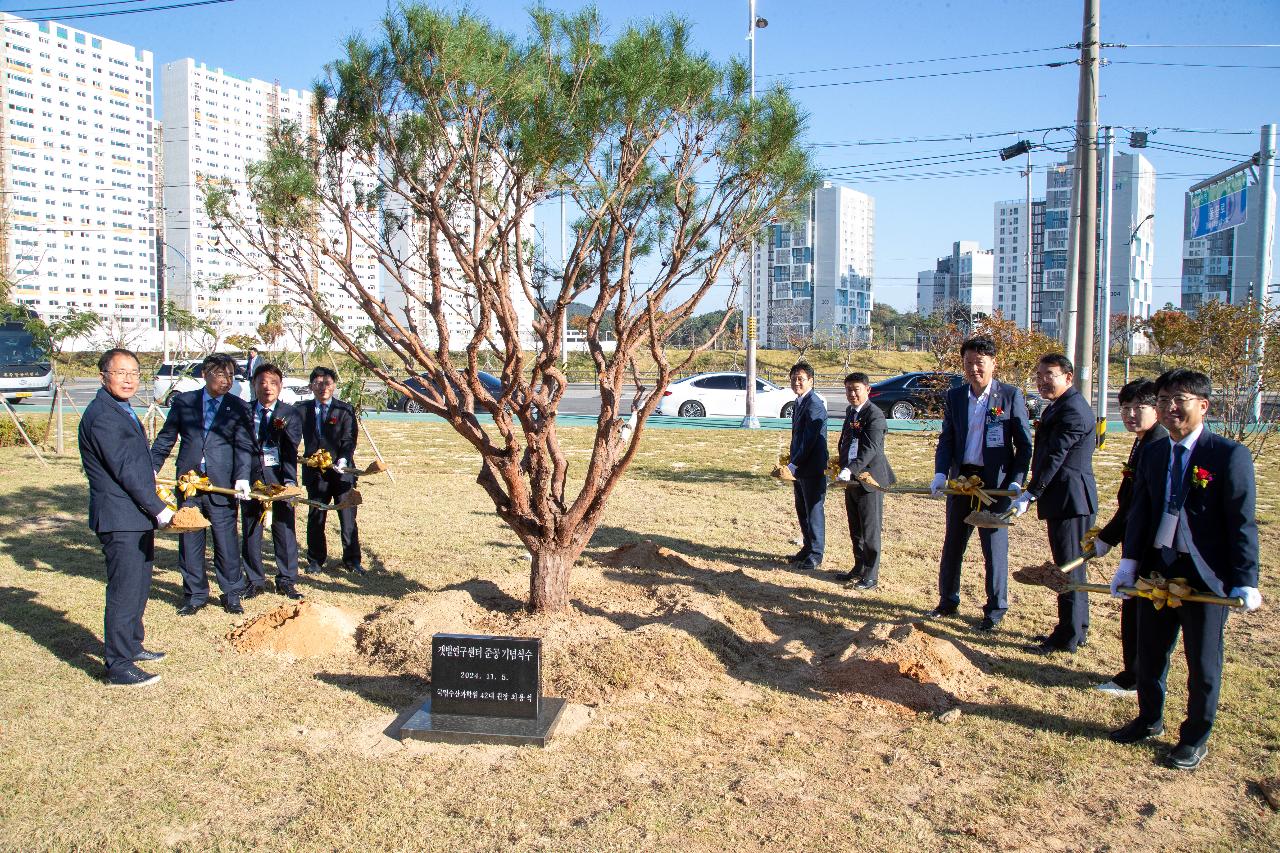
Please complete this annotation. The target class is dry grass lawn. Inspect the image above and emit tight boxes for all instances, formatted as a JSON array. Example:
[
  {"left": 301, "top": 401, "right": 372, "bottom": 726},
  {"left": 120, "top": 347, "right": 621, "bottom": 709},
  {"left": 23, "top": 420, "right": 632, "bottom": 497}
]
[{"left": 1, "top": 417, "right": 1278, "bottom": 851}]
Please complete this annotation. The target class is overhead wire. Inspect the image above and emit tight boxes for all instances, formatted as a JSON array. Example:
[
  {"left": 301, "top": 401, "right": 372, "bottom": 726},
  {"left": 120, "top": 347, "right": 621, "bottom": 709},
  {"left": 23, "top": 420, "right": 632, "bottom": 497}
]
[
  {"left": 760, "top": 46, "right": 1072, "bottom": 78},
  {"left": 786, "top": 62, "right": 1061, "bottom": 91},
  {"left": 2, "top": 0, "right": 234, "bottom": 22}
]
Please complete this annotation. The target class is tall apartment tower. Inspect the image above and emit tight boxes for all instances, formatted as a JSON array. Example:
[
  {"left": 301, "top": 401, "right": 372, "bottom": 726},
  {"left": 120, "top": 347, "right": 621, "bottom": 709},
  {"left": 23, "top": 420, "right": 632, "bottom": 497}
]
[
  {"left": 1180, "top": 185, "right": 1266, "bottom": 312},
  {"left": 752, "top": 181, "right": 874, "bottom": 348},
  {"left": 1, "top": 15, "right": 157, "bottom": 326},
  {"left": 1040, "top": 150, "right": 1156, "bottom": 339},
  {"left": 161, "top": 59, "right": 378, "bottom": 339},
  {"left": 916, "top": 240, "right": 991, "bottom": 318},
  {"left": 992, "top": 198, "right": 1045, "bottom": 328}
]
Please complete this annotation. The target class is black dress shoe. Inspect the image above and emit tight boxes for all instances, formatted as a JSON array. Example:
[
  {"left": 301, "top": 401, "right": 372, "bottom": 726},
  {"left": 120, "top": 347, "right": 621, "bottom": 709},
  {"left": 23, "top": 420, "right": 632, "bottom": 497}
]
[
  {"left": 1028, "top": 639, "right": 1070, "bottom": 655},
  {"left": 304, "top": 560, "right": 324, "bottom": 574},
  {"left": 1108, "top": 719, "right": 1165, "bottom": 744},
  {"left": 345, "top": 563, "right": 368, "bottom": 576},
  {"left": 219, "top": 595, "right": 244, "bottom": 615},
  {"left": 800, "top": 560, "right": 822, "bottom": 572},
  {"left": 133, "top": 648, "right": 166, "bottom": 663},
  {"left": 1168, "top": 742, "right": 1208, "bottom": 770},
  {"left": 106, "top": 664, "right": 160, "bottom": 687},
  {"left": 926, "top": 605, "right": 958, "bottom": 618},
  {"left": 177, "top": 602, "right": 206, "bottom": 617},
  {"left": 278, "top": 584, "right": 303, "bottom": 601},
  {"left": 242, "top": 585, "right": 266, "bottom": 600},
  {"left": 787, "top": 551, "right": 811, "bottom": 563},
  {"left": 977, "top": 616, "right": 998, "bottom": 631},
  {"left": 853, "top": 578, "right": 878, "bottom": 591}
]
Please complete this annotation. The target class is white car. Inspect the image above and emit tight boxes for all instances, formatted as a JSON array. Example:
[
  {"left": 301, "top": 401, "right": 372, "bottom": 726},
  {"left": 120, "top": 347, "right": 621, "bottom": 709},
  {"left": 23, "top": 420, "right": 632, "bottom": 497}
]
[
  {"left": 656, "top": 372, "right": 797, "bottom": 418},
  {"left": 155, "top": 361, "right": 314, "bottom": 407}
]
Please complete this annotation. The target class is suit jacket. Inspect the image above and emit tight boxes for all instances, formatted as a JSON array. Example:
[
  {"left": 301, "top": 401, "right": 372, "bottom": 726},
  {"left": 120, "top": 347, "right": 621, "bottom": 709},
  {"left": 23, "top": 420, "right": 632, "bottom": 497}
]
[
  {"left": 300, "top": 397, "right": 358, "bottom": 487},
  {"left": 1097, "top": 423, "right": 1169, "bottom": 547},
  {"left": 1122, "top": 428, "right": 1259, "bottom": 596},
  {"left": 934, "top": 379, "right": 1032, "bottom": 496},
  {"left": 248, "top": 400, "right": 303, "bottom": 487},
  {"left": 788, "top": 391, "right": 829, "bottom": 479},
  {"left": 837, "top": 403, "right": 896, "bottom": 493},
  {"left": 243, "top": 356, "right": 262, "bottom": 379},
  {"left": 1026, "top": 386, "right": 1098, "bottom": 519},
  {"left": 79, "top": 387, "right": 168, "bottom": 533},
  {"left": 150, "top": 388, "right": 254, "bottom": 504}
]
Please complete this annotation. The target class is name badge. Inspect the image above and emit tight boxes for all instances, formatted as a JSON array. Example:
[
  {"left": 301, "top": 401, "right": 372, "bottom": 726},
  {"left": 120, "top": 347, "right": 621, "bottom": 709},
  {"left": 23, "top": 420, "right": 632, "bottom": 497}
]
[
  {"left": 847, "top": 439, "right": 859, "bottom": 461},
  {"left": 985, "top": 422, "right": 1004, "bottom": 448},
  {"left": 262, "top": 446, "right": 280, "bottom": 467},
  {"left": 1154, "top": 511, "right": 1179, "bottom": 549}
]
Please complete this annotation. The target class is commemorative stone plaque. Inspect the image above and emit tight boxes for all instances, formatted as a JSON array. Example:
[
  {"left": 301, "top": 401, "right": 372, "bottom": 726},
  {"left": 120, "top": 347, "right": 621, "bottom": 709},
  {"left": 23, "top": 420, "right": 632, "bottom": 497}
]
[{"left": 397, "top": 633, "right": 565, "bottom": 747}]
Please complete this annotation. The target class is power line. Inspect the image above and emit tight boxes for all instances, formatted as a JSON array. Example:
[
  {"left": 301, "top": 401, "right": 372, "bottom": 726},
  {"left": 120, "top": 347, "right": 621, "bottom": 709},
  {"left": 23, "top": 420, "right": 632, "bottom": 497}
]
[
  {"left": 1112, "top": 43, "right": 1280, "bottom": 49},
  {"left": 811, "top": 126, "right": 1072, "bottom": 148},
  {"left": 787, "top": 62, "right": 1059, "bottom": 91},
  {"left": 1, "top": 1, "right": 153, "bottom": 14},
  {"left": 4, "top": 0, "right": 234, "bottom": 22},
  {"left": 1141, "top": 140, "right": 1253, "bottom": 159},
  {"left": 762, "top": 46, "right": 1071, "bottom": 78},
  {"left": 1110, "top": 60, "right": 1280, "bottom": 70}
]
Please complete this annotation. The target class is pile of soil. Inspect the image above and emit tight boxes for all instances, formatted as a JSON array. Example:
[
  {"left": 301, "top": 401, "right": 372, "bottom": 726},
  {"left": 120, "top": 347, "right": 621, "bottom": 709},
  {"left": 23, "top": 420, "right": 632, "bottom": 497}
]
[
  {"left": 355, "top": 589, "right": 485, "bottom": 675},
  {"left": 1012, "top": 561, "right": 1071, "bottom": 594},
  {"left": 597, "top": 541, "right": 698, "bottom": 574},
  {"left": 226, "top": 601, "right": 357, "bottom": 657},
  {"left": 824, "top": 622, "right": 986, "bottom": 714}
]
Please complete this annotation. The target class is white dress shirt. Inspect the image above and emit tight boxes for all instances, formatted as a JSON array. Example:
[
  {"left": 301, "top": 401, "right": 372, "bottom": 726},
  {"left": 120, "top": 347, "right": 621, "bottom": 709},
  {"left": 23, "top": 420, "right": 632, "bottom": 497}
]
[{"left": 962, "top": 382, "right": 993, "bottom": 466}]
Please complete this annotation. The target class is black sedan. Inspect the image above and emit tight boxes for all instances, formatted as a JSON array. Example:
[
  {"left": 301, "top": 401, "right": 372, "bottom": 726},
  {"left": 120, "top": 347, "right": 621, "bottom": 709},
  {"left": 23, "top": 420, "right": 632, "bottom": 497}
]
[
  {"left": 869, "top": 371, "right": 1046, "bottom": 420},
  {"left": 387, "top": 370, "right": 504, "bottom": 413}
]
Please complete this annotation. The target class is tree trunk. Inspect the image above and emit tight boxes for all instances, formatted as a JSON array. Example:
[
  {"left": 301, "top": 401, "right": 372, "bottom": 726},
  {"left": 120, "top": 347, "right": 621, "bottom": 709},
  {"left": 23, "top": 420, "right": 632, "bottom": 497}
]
[{"left": 528, "top": 547, "right": 576, "bottom": 612}]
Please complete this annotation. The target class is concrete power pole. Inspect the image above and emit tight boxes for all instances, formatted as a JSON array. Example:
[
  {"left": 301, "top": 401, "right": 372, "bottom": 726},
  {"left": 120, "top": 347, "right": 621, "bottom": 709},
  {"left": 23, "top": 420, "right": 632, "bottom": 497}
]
[
  {"left": 742, "top": 0, "right": 764, "bottom": 428},
  {"left": 1072, "top": 0, "right": 1101, "bottom": 398},
  {"left": 1023, "top": 158, "right": 1034, "bottom": 330},
  {"left": 1097, "top": 127, "right": 1115, "bottom": 422},
  {"left": 1252, "top": 123, "right": 1276, "bottom": 420}
]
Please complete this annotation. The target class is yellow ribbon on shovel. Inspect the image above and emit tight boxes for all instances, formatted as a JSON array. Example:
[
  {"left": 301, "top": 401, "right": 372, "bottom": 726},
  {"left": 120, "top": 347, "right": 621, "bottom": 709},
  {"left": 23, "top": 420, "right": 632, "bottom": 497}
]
[{"left": 947, "top": 474, "right": 998, "bottom": 510}]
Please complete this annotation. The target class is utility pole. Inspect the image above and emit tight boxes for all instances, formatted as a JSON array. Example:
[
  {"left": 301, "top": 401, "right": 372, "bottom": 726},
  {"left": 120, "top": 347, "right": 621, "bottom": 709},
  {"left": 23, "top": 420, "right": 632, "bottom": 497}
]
[
  {"left": 1252, "top": 122, "right": 1276, "bottom": 421},
  {"left": 1072, "top": 0, "right": 1101, "bottom": 398},
  {"left": 1097, "top": 127, "right": 1115, "bottom": 423},
  {"left": 742, "top": 0, "right": 766, "bottom": 428},
  {"left": 1023, "top": 157, "right": 1034, "bottom": 330}
]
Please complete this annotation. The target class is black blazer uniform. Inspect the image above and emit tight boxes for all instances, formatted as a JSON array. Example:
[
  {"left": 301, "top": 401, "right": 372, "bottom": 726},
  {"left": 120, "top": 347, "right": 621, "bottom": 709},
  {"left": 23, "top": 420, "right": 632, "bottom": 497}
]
[
  {"left": 249, "top": 400, "right": 303, "bottom": 487},
  {"left": 837, "top": 403, "right": 896, "bottom": 493},
  {"left": 300, "top": 397, "right": 358, "bottom": 488},
  {"left": 150, "top": 388, "right": 253, "bottom": 503},
  {"left": 1025, "top": 386, "right": 1098, "bottom": 520},
  {"left": 80, "top": 387, "right": 168, "bottom": 532},
  {"left": 1097, "top": 423, "right": 1169, "bottom": 547},
  {"left": 934, "top": 379, "right": 1032, "bottom": 498},
  {"left": 788, "top": 391, "right": 829, "bottom": 478}
]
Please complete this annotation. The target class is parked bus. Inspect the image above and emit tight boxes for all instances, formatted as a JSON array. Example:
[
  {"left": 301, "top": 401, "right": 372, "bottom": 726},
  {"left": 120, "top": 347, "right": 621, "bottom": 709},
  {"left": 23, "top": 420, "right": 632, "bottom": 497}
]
[{"left": 0, "top": 308, "right": 54, "bottom": 405}]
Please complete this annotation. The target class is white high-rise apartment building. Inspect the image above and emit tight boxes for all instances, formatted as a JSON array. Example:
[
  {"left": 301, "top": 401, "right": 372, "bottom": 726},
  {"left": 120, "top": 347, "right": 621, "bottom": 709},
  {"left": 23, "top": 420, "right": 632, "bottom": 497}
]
[
  {"left": 993, "top": 198, "right": 1044, "bottom": 328},
  {"left": 916, "top": 240, "right": 991, "bottom": 318},
  {"left": 161, "top": 59, "right": 377, "bottom": 340},
  {"left": 751, "top": 182, "right": 874, "bottom": 348},
  {"left": 1, "top": 15, "right": 157, "bottom": 326}
]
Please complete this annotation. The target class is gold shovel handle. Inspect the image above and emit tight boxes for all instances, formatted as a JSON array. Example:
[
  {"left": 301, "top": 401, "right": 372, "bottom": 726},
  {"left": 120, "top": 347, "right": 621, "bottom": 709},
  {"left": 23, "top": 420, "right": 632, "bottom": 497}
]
[{"left": 1067, "top": 582, "right": 1245, "bottom": 608}]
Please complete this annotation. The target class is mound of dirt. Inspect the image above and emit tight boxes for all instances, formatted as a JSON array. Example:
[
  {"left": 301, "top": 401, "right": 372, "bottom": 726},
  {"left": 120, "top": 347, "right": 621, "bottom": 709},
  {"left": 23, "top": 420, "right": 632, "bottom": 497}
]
[
  {"left": 598, "top": 541, "right": 698, "bottom": 573},
  {"left": 355, "top": 589, "right": 486, "bottom": 675},
  {"left": 226, "top": 601, "right": 357, "bottom": 657},
  {"left": 824, "top": 622, "right": 986, "bottom": 714},
  {"left": 544, "top": 625, "right": 723, "bottom": 704},
  {"left": 1012, "top": 561, "right": 1071, "bottom": 594}
]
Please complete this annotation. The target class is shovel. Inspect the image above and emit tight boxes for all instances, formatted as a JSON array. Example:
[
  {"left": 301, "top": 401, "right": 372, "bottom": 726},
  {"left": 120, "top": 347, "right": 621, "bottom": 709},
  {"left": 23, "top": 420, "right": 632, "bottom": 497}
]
[
  {"left": 1012, "top": 558, "right": 1244, "bottom": 608},
  {"left": 158, "top": 474, "right": 361, "bottom": 512},
  {"left": 964, "top": 507, "right": 1017, "bottom": 529},
  {"left": 856, "top": 472, "right": 1019, "bottom": 498}
]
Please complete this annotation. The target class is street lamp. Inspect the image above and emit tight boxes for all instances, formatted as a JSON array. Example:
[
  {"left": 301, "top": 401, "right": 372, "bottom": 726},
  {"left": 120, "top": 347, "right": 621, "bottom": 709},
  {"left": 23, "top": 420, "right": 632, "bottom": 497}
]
[
  {"left": 742, "top": 1, "right": 766, "bottom": 428},
  {"left": 1122, "top": 213, "right": 1154, "bottom": 382},
  {"left": 999, "top": 139, "right": 1036, "bottom": 331}
]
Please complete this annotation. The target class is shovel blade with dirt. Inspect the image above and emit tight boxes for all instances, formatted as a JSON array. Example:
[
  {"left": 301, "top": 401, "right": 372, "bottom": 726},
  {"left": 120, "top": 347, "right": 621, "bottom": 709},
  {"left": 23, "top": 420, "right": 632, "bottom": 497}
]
[{"left": 964, "top": 508, "right": 1016, "bottom": 529}]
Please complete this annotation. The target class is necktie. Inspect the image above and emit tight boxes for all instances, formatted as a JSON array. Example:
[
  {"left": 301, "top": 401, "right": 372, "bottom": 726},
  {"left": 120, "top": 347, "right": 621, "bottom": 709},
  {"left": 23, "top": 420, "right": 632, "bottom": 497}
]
[
  {"left": 317, "top": 403, "right": 328, "bottom": 440},
  {"left": 259, "top": 407, "right": 271, "bottom": 443},
  {"left": 120, "top": 402, "right": 142, "bottom": 432},
  {"left": 204, "top": 397, "right": 219, "bottom": 434},
  {"left": 1162, "top": 443, "right": 1187, "bottom": 565}
]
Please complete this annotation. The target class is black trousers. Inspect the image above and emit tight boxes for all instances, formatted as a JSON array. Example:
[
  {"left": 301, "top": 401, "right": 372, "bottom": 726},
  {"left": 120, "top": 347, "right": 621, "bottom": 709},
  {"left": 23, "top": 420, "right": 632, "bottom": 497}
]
[
  {"left": 1113, "top": 596, "right": 1139, "bottom": 687},
  {"left": 937, "top": 495, "right": 1010, "bottom": 619},
  {"left": 306, "top": 474, "right": 360, "bottom": 567},
  {"left": 177, "top": 492, "right": 244, "bottom": 604},
  {"left": 1045, "top": 514, "right": 1094, "bottom": 650},
  {"left": 240, "top": 499, "right": 298, "bottom": 588},
  {"left": 843, "top": 486, "right": 884, "bottom": 583},
  {"left": 1135, "top": 570, "right": 1229, "bottom": 749},
  {"left": 791, "top": 475, "right": 826, "bottom": 564},
  {"left": 99, "top": 529, "right": 154, "bottom": 675}
]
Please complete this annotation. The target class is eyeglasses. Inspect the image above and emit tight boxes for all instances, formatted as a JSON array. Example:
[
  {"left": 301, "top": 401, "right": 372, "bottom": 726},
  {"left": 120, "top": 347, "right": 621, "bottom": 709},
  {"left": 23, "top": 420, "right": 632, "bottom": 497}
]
[
  {"left": 1155, "top": 395, "right": 1202, "bottom": 410},
  {"left": 103, "top": 370, "right": 141, "bottom": 380},
  {"left": 1118, "top": 405, "right": 1153, "bottom": 416},
  {"left": 1035, "top": 371, "right": 1067, "bottom": 382}
]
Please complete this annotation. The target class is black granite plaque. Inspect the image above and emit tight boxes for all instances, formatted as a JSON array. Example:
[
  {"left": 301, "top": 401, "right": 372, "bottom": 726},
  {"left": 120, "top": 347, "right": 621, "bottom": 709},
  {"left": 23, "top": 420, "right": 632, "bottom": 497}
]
[{"left": 430, "top": 633, "right": 540, "bottom": 719}]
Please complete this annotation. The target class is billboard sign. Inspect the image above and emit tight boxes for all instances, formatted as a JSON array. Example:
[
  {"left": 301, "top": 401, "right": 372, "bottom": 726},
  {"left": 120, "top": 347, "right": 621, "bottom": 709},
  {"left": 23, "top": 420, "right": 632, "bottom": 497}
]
[{"left": 1189, "top": 172, "right": 1248, "bottom": 238}]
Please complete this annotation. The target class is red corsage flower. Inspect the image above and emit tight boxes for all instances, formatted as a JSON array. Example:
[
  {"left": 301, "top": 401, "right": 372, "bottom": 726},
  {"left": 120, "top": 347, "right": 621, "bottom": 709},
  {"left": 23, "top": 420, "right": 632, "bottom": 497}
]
[
  {"left": 1191, "top": 466, "right": 1213, "bottom": 488},
  {"left": 987, "top": 405, "right": 1004, "bottom": 423},
  {"left": 1121, "top": 462, "right": 1134, "bottom": 480},
  {"left": 327, "top": 415, "right": 339, "bottom": 426},
  {"left": 271, "top": 416, "right": 286, "bottom": 430}
]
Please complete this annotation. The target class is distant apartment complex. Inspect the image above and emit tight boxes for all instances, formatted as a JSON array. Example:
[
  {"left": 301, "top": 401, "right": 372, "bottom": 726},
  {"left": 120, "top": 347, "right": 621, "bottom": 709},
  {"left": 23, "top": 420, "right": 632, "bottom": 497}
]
[
  {"left": 916, "top": 240, "right": 993, "bottom": 319},
  {"left": 752, "top": 182, "right": 874, "bottom": 348},
  {"left": 0, "top": 15, "right": 157, "bottom": 326},
  {"left": 992, "top": 198, "right": 1044, "bottom": 327},
  {"left": 160, "top": 59, "right": 378, "bottom": 339}
]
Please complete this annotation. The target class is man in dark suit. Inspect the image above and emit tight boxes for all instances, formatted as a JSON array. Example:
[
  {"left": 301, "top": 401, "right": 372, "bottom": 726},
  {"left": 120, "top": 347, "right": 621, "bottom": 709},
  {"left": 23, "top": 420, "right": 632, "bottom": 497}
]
[
  {"left": 151, "top": 352, "right": 254, "bottom": 615},
  {"left": 79, "top": 348, "right": 173, "bottom": 687},
  {"left": 1012, "top": 353, "right": 1098, "bottom": 653},
  {"left": 1109, "top": 368, "right": 1261, "bottom": 771},
  {"left": 243, "top": 348, "right": 262, "bottom": 381},
  {"left": 930, "top": 336, "right": 1033, "bottom": 630},
  {"left": 783, "top": 361, "right": 829, "bottom": 571},
  {"left": 240, "top": 363, "right": 304, "bottom": 600},
  {"left": 300, "top": 366, "right": 364, "bottom": 575},
  {"left": 834, "top": 371, "right": 895, "bottom": 590},
  {"left": 1091, "top": 378, "right": 1168, "bottom": 695}
]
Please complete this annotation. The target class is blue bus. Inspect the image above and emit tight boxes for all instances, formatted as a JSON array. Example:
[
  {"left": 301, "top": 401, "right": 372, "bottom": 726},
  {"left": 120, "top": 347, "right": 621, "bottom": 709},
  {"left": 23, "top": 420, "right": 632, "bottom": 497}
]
[{"left": 0, "top": 308, "right": 54, "bottom": 404}]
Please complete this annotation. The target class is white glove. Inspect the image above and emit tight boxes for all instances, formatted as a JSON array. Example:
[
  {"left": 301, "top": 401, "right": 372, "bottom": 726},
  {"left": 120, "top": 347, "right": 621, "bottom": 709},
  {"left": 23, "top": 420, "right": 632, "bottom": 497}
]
[
  {"left": 1010, "top": 494, "right": 1032, "bottom": 517},
  {"left": 929, "top": 473, "right": 947, "bottom": 498},
  {"left": 156, "top": 507, "right": 175, "bottom": 527},
  {"left": 1111, "top": 558, "right": 1139, "bottom": 599},
  {"left": 334, "top": 458, "right": 348, "bottom": 474},
  {"left": 786, "top": 463, "right": 797, "bottom": 477},
  {"left": 234, "top": 479, "right": 252, "bottom": 500},
  {"left": 1093, "top": 538, "right": 1112, "bottom": 558},
  {"left": 1009, "top": 481, "right": 1023, "bottom": 498},
  {"left": 1229, "top": 586, "right": 1263, "bottom": 612},
  {"left": 837, "top": 468, "right": 852, "bottom": 482}
]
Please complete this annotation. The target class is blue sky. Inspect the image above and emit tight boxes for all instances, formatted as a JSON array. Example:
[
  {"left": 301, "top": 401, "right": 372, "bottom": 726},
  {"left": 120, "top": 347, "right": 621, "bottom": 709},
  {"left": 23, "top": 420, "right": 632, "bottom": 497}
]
[{"left": 18, "top": 0, "right": 1278, "bottom": 311}]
